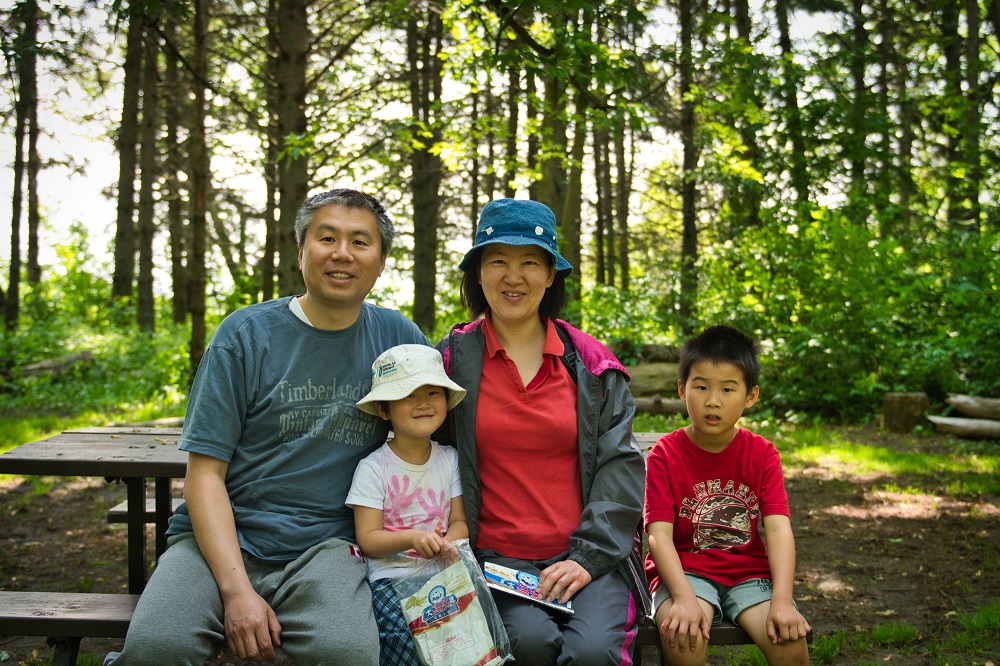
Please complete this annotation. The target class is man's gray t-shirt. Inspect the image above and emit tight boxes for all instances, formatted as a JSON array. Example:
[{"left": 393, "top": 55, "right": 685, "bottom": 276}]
[{"left": 167, "top": 297, "right": 428, "bottom": 563}]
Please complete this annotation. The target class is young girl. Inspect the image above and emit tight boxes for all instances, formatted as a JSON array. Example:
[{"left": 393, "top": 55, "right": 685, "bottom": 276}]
[{"left": 347, "top": 344, "right": 468, "bottom": 666}]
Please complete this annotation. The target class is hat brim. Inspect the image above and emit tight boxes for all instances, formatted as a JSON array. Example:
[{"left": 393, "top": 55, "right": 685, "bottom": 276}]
[
  {"left": 458, "top": 236, "right": 573, "bottom": 274},
  {"left": 356, "top": 379, "right": 466, "bottom": 416}
]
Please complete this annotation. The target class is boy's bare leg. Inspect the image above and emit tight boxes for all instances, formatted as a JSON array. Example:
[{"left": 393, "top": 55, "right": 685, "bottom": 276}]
[
  {"left": 655, "top": 596, "right": 715, "bottom": 666},
  {"left": 736, "top": 602, "right": 810, "bottom": 666}
]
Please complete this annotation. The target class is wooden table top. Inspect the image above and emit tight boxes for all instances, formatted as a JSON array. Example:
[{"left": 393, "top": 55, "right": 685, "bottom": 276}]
[{"left": 0, "top": 427, "right": 186, "bottom": 478}]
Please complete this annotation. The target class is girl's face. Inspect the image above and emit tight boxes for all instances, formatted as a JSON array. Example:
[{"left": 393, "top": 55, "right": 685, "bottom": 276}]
[
  {"left": 478, "top": 244, "right": 555, "bottom": 328},
  {"left": 378, "top": 385, "right": 448, "bottom": 444}
]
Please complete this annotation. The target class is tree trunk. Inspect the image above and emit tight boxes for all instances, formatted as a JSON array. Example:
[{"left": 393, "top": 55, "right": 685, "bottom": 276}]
[
  {"left": 731, "top": 0, "right": 761, "bottom": 231},
  {"left": 941, "top": 2, "right": 966, "bottom": 234},
  {"left": 188, "top": 0, "right": 210, "bottom": 374},
  {"left": 614, "top": 116, "right": 631, "bottom": 292},
  {"left": 275, "top": 0, "right": 310, "bottom": 297},
  {"left": 526, "top": 71, "right": 540, "bottom": 201},
  {"left": 408, "top": 3, "right": 445, "bottom": 335},
  {"left": 163, "top": 0, "right": 187, "bottom": 323},
  {"left": 593, "top": 127, "right": 609, "bottom": 286},
  {"left": 562, "top": 108, "right": 585, "bottom": 309},
  {"left": 112, "top": 12, "right": 144, "bottom": 303},
  {"left": 261, "top": 0, "right": 279, "bottom": 302},
  {"left": 5, "top": 96, "right": 24, "bottom": 329},
  {"left": 847, "top": 0, "right": 869, "bottom": 220},
  {"left": 137, "top": 16, "right": 159, "bottom": 332},
  {"left": 882, "top": 392, "right": 929, "bottom": 433},
  {"left": 4, "top": 1, "right": 33, "bottom": 329},
  {"left": 962, "top": 0, "right": 981, "bottom": 232},
  {"left": 23, "top": 0, "right": 40, "bottom": 285},
  {"left": 775, "top": 0, "right": 809, "bottom": 213},
  {"left": 502, "top": 62, "right": 519, "bottom": 198},
  {"left": 469, "top": 84, "right": 480, "bottom": 240},
  {"left": 536, "top": 72, "right": 566, "bottom": 224},
  {"left": 678, "top": 0, "right": 698, "bottom": 336}
]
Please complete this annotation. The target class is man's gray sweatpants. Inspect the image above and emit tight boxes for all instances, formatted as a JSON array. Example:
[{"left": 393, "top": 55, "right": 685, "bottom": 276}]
[{"left": 110, "top": 532, "right": 379, "bottom": 666}]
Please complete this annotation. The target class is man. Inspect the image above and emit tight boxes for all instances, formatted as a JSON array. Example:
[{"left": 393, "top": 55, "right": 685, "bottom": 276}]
[{"left": 108, "top": 189, "right": 428, "bottom": 665}]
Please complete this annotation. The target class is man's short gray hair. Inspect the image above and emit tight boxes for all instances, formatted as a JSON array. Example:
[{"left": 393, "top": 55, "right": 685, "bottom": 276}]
[{"left": 294, "top": 188, "right": 394, "bottom": 258}]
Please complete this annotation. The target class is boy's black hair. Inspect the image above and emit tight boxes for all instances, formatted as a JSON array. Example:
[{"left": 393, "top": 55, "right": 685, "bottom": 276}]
[{"left": 678, "top": 325, "right": 761, "bottom": 389}]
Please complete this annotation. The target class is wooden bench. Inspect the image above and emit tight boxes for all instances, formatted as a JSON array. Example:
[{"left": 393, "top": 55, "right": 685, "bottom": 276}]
[
  {"left": 632, "top": 617, "right": 812, "bottom": 665},
  {"left": 106, "top": 497, "right": 183, "bottom": 524},
  {"left": 0, "top": 591, "right": 138, "bottom": 666}
]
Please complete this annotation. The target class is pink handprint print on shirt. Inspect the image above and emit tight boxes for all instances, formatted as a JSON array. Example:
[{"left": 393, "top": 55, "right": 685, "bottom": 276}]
[
  {"left": 384, "top": 474, "right": 423, "bottom": 529},
  {"left": 417, "top": 487, "right": 449, "bottom": 533}
]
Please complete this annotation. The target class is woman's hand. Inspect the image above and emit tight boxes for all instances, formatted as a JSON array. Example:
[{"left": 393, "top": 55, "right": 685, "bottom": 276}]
[{"left": 536, "top": 559, "right": 592, "bottom": 603}]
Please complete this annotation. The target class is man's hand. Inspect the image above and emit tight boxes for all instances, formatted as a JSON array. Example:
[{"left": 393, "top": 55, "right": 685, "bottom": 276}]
[
  {"left": 224, "top": 590, "right": 282, "bottom": 662},
  {"left": 536, "top": 559, "right": 592, "bottom": 603}
]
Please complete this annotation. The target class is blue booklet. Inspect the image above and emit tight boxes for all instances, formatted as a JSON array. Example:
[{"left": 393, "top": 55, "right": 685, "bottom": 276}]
[{"left": 482, "top": 561, "right": 574, "bottom": 614}]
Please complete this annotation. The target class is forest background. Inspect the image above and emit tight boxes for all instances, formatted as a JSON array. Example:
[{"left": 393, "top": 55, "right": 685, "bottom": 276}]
[{"left": 1, "top": 0, "right": 999, "bottom": 428}]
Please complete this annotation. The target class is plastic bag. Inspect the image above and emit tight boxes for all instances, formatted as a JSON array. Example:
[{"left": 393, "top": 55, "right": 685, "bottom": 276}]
[{"left": 391, "top": 539, "right": 512, "bottom": 666}]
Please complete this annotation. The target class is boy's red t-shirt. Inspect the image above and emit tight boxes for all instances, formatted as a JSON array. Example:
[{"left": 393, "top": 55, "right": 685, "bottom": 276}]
[{"left": 643, "top": 427, "right": 790, "bottom": 589}]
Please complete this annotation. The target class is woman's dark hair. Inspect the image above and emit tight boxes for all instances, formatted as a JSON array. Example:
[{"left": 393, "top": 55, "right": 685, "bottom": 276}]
[{"left": 460, "top": 249, "right": 567, "bottom": 320}]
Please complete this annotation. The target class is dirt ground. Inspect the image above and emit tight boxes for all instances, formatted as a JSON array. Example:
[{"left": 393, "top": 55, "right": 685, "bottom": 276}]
[{"left": 1, "top": 424, "right": 998, "bottom": 665}]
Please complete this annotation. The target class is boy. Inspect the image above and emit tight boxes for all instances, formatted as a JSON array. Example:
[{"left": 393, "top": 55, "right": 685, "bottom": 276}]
[
  {"left": 347, "top": 344, "right": 470, "bottom": 666},
  {"left": 644, "top": 325, "right": 810, "bottom": 666}
]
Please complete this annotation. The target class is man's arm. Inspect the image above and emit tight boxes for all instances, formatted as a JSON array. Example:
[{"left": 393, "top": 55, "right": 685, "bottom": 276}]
[
  {"left": 761, "top": 513, "right": 811, "bottom": 644},
  {"left": 185, "top": 452, "right": 282, "bottom": 662}
]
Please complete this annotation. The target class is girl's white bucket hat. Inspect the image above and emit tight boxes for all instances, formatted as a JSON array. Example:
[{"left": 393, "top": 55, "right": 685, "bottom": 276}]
[{"left": 356, "top": 344, "right": 466, "bottom": 416}]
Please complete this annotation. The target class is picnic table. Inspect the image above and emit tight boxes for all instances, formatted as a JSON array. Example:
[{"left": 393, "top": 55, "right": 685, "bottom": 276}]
[{"left": 0, "top": 426, "right": 186, "bottom": 593}]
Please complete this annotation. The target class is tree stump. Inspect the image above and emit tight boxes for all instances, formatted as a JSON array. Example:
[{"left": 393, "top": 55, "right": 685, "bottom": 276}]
[{"left": 882, "top": 392, "right": 929, "bottom": 433}]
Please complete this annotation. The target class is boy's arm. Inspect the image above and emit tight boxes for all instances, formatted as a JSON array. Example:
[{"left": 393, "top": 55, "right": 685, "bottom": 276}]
[
  {"left": 353, "top": 506, "right": 448, "bottom": 559},
  {"left": 761, "top": 514, "right": 811, "bottom": 644},
  {"left": 647, "top": 522, "right": 711, "bottom": 651},
  {"left": 443, "top": 496, "right": 469, "bottom": 542}
]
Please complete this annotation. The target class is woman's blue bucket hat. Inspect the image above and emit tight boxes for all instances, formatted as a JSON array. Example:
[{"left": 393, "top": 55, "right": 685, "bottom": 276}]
[{"left": 458, "top": 198, "right": 573, "bottom": 275}]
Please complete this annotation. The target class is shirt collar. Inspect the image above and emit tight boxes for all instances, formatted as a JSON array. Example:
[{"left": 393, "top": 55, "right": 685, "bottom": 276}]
[{"left": 482, "top": 310, "right": 565, "bottom": 359}]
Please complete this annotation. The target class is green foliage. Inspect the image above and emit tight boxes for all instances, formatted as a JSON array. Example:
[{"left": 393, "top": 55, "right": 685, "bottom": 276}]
[
  {"left": 0, "top": 236, "right": 190, "bottom": 427},
  {"left": 657, "top": 200, "right": 1000, "bottom": 421},
  {"left": 578, "top": 278, "right": 674, "bottom": 363}
]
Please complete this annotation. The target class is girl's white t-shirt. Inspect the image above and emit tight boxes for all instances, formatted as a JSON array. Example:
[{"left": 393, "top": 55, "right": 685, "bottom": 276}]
[{"left": 347, "top": 440, "right": 463, "bottom": 581}]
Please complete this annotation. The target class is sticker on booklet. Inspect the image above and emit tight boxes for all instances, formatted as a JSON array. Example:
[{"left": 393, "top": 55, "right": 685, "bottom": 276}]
[{"left": 483, "top": 561, "right": 574, "bottom": 614}]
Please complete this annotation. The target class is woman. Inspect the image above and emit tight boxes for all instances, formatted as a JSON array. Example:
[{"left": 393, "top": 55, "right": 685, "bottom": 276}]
[{"left": 438, "top": 198, "right": 648, "bottom": 665}]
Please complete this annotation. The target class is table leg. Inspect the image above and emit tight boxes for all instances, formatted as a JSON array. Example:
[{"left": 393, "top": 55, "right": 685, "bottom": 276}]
[
  {"left": 125, "top": 477, "right": 147, "bottom": 594},
  {"left": 154, "top": 476, "right": 171, "bottom": 557}
]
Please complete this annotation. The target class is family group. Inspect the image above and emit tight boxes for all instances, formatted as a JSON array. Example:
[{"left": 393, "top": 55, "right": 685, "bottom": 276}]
[{"left": 104, "top": 189, "right": 810, "bottom": 666}]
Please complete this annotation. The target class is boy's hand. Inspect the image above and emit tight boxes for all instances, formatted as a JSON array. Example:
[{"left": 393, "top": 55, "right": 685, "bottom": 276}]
[
  {"left": 766, "top": 600, "right": 811, "bottom": 644},
  {"left": 660, "top": 596, "right": 711, "bottom": 652},
  {"left": 411, "top": 530, "right": 447, "bottom": 558}
]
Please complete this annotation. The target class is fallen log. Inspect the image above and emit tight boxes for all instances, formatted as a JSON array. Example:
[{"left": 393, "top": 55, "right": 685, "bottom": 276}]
[
  {"left": 945, "top": 394, "right": 1000, "bottom": 420},
  {"left": 20, "top": 351, "right": 94, "bottom": 377},
  {"left": 633, "top": 395, "right": 687, "bottom": 416},
  {"left": 927, "top": 415, "right": 1000, "bottom": 440}
]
